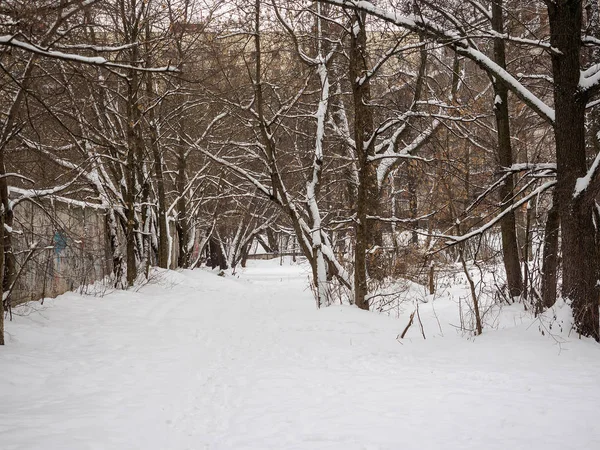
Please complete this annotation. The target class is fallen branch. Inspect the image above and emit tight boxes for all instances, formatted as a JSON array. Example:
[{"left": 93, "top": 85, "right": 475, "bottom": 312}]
[{"left": 399, "top": 310, "right": 416, "bottom": 339}]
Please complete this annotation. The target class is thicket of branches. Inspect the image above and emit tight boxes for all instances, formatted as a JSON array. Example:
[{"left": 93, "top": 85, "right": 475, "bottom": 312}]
[{"left": 2, "top": 0, "right": 600, "bottom": 345}]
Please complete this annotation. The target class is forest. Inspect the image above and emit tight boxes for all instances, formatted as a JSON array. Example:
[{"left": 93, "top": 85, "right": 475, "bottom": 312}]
[{"left": 1, "top": 0, "right": 600, "bottom": 346}]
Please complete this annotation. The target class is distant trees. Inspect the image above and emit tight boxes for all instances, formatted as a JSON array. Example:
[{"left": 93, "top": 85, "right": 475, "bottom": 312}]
[
  {"left": 190, "top": 0, "right": 353, "bottom": 307},
  {"left": 320, "top": 0, "right": 600, "bottom": 340},
  {"left": 0, "top": 0, "right": 216, "bottom": 343}
]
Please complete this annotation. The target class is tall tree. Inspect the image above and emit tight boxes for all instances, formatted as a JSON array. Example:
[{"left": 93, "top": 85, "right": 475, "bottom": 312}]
[
  {"left": 320, "top": 0, "right": 600, "bottom": 340},
  {"left": 491, "top": 0, "right": 523, "bottom": 298}
]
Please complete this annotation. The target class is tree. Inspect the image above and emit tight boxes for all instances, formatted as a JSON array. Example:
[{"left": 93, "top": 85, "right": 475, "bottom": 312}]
[
  {"left": 0, "top": 0, "right": 177, "bottom": 344},
  {"left": 189, "top": 0, "right": 352, "bottom": 307},
  {"left": 320, "top": 0, "right": 600, "bottom": 339}
]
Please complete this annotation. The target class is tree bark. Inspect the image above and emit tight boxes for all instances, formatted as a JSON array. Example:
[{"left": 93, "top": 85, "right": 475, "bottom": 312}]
[
  {"left": 548, "top": 0, "right": 599, "bottom": 340},
  {"left": 492, "top": 0, "right": 523, "bottom": 298},
  {"left": 350, "top": 11, "right": 379, "bottom": 309},
  {"left": 125, "top": 75, "right": 139, "bottom": 287},
  {"left": 0, "top": 150, "right": 14, "bottom": 298},
  {"left": 139, "top": 165, "right": 151, "bottom": 277},
  {"left": 408, "top": 162, "right": 419, "bottom": 246},
  {"left": 145, "top": 24, "right": 169, "bottom": 269},
  {"left": 150, "top": 129, "right": 169, "bottom": 269},
  {"left": 0, "top": 57, "right": 34, "bottom": 299},
  {"left": 541, "top": 189, "right": 559, "bottom": 310},
  {"left": 123, "top": 5, "right": 144, "bottom": 287},
  {"left": 0, "top": 200, "right": 4, "bottom": 346},
  {"left": 176, "top": 141, "right": 190, "bottom": 268}
]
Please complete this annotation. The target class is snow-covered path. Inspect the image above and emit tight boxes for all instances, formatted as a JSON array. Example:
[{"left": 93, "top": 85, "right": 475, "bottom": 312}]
[{"left": 2, "top": 260, "right": 600, "bottom": 450}]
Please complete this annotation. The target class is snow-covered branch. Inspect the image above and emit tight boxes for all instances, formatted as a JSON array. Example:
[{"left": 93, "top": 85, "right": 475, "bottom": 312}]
[
  {"left": 319, "top": 0, "right": 555, "bottom": 124},
  {"left": 0, "top": 35, "right": 179, "bottom": 73},
  {"left": 440, "top": 180, "right": 556, "bottom": 246}
]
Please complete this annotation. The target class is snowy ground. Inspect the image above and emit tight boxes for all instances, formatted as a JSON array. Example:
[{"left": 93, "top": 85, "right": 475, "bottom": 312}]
[{"left": 2, "top": 259, "right": 600, "bottom": 450}]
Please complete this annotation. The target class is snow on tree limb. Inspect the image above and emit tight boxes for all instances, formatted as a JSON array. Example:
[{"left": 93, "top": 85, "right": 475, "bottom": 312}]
[
  {"left": 0, "top": 35, "right": 179, "bottom": 73},
  {"left": 439, "top": 180, "right": 556, "bottom": 246},
  {"left": 9, "top": 186, "right": 105, "bottom": 210},
  {"left": 574, "top": 136, "right": 600, "bottom": 199},
  {"left": 319, "top": 0, "right": 556, "bottom": 124}
]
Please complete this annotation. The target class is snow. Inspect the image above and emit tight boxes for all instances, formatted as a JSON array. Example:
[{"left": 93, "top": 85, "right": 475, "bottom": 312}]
[
  {"left": 307, "top": 57, "right": 331, "bottom": 306},
  {"left": 580, "top": 64, "right": 600, "bottom": 91},
  {"left": 9, "top": 186, "right": 106, "bottom": 210},
  {"left": 574, "top": 149, "right": 600, "bottom": 198},
  {"left": 373, "top": 120, "right": 440, "bottom": 188},
  {"left": 575, "top": 175, "right": 591, "bottom": 197},
  {"left": 2, "top": 259, "right": 600, "bottom": 450}
]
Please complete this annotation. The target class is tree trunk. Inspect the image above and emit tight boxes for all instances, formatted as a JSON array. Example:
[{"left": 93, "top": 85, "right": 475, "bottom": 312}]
[
  {"left": 145, "top": 27, "right": 169, "bottom": 269},
  {"left": 217, "top": 239, "right": 228, "bottom": 271},
  {"left": 549, "top": 0, "right": 599, "bottom": 340},
  {"left": 125, "top": 85, "right": 138, "bottom": 287},
  {"left": 208, "top": 237, "right": 227, "bottom": 270},
  {"left": 124, "top": 30, "right": 143, "bottom": 287},
  {"left": 541, "top": 189, "right": 559, "bottom": 310},
  {"left": 492, "top": 0, "right": 523, "bottom": 298},
  {"left": 266, "top": 228, "right": 279, "bottom": 254},
  {"left": 151, "top": 136, "right": 169, "bottom": 268},
  {"left": 139, "top": 166, "right": 151, "bottom": 277},
  {"left": 523, "top": 203, "right": 532, "bottom": 301},
  {"left": 407, "top": 162, "right": 419, "bottom": 246},
  {"left": 241, "top": 242, "right": 250, "bottom": 268},
  {"left": 0, "top": 148, "right": 14, "bottom": 297},
  {"left": 351, "top": 11, "right": 379, "bottom": 309},
  {"left": 0, "top": 200, "right": 4, "bottom": 346},
  {"left": 105, "top": 209, "right": 123, "bottom": 286},
  {"left": 176, "top": 142, "right": 190, "bottom": 268},
  {"left": 0, "top": 63, "right": 30, "bottom": 298},
  {"left": 124, "top": 172, "right": 137, "bottom": 287}
]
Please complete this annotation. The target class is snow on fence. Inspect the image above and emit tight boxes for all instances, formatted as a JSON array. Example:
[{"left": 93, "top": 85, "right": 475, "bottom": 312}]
[{"left": 10, "top": 198, "right": 112, "bottom": 305}]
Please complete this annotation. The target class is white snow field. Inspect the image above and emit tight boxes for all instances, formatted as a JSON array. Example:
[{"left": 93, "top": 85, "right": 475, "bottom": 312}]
[{"left": 2, "top": 259, "right": 600, "bottom": 450}]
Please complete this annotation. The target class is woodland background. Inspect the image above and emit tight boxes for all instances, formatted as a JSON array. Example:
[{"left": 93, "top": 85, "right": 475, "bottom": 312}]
[{"left": 1, "top": 0, "right": 600, "bottom": 344}]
